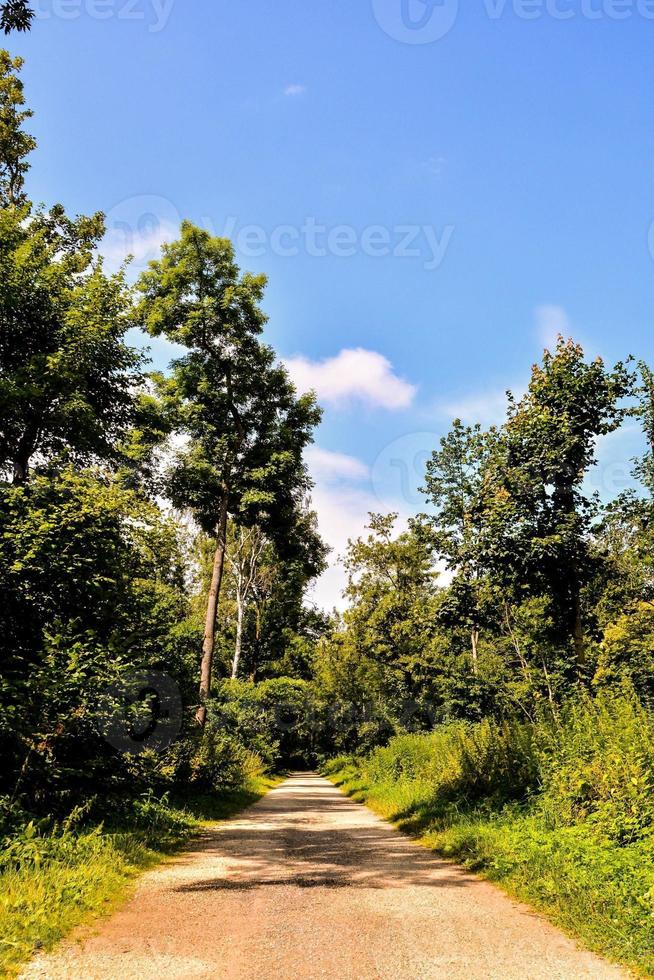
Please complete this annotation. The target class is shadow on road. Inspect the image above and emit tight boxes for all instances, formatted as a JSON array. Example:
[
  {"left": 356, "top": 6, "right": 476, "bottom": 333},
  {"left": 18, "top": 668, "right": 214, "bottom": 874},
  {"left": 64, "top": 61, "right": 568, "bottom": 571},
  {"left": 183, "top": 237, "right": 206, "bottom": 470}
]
[{"left": 174, "top": 773, "right": 473, "bottom": 893}]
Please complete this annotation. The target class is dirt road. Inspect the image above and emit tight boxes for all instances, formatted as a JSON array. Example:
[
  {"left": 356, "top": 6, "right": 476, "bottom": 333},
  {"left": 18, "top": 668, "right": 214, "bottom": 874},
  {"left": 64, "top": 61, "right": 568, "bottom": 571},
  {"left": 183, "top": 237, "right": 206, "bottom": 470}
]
[{"left": 22, "top": 773, "right": 626, "bottom": 979}]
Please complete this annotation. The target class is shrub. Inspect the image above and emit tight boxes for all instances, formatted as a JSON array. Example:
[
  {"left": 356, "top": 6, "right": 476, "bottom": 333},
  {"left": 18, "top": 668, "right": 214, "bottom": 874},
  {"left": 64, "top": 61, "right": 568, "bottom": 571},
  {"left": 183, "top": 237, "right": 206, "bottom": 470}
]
[{"left": 537, "top": 691, "right": 654, "bottom": 843}]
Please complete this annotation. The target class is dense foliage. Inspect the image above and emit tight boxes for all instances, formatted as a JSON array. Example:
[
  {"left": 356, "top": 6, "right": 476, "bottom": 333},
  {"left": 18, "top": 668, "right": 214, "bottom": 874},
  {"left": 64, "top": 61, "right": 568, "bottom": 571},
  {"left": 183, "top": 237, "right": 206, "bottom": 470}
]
[
  {"left": 326, "top": 691, "right": 654, "bottom": 972},
  {"left": 2, "top": 37, "right": 654, "bottom": 977}
]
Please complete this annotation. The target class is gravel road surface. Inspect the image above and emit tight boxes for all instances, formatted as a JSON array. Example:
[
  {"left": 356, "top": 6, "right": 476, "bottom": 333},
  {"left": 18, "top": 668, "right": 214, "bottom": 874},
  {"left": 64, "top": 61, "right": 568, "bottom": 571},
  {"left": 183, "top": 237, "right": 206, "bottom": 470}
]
[{"left": 22, "top": 773, "right": 627, "bottom": 979}]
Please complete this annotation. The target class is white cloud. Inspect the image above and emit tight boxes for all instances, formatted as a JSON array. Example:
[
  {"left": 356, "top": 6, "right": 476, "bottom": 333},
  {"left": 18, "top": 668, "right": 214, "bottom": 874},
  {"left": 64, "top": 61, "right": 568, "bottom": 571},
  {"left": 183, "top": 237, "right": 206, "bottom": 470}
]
[
  {"left": 284, "top": 348, "right": 417, "bottom": 411},
  {"left": 303, "top": 443, "right": 420, "bottom": 610},
  {"left": 306, "top": 446, "right": 369, "bottom": 483},
  {"left": 284, "top": 84, "right": 306, "bottom": 97},
  {"left": 101, "top": 219, "right": 178, "bottom": 275},
  {"left": 307, "top": 483, "right": 381, "bottom": 610},
  {"left": 535, "top": 304, "right": 571, "bottom": 348},
  {"left": 441, "top": 389, "right": 514, "bottom": 427},
  {"left": 303, "top": 446, "right": 376, "bottom": 609}
]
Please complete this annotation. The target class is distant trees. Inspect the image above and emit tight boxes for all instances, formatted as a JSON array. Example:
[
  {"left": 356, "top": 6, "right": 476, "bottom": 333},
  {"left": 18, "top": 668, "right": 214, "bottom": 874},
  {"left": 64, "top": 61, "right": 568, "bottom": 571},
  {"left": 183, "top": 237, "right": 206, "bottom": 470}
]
[{"left": 316, "top": 338, "right": 645, "bottom": 731}]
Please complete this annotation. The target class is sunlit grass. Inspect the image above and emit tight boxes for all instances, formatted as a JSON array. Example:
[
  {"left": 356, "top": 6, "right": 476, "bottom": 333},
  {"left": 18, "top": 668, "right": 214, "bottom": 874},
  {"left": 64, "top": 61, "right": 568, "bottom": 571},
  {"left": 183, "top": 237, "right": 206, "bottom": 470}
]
[
  {"left": 325, "top": 710, "right": 654, "bottom": 979},
  {"left": 0, "top": 777, "right": 277, "bottom": 978}
]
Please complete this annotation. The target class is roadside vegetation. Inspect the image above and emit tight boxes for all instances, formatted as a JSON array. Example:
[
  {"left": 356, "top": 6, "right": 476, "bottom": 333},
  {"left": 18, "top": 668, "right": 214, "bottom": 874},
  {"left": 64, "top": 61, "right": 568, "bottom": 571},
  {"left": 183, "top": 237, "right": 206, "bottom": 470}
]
[
  {"left": 325, "top": 692, "right": 654, "bottom": 975},
  {"left": 3, "top": 22, "right": 654, "bottom": 980}
]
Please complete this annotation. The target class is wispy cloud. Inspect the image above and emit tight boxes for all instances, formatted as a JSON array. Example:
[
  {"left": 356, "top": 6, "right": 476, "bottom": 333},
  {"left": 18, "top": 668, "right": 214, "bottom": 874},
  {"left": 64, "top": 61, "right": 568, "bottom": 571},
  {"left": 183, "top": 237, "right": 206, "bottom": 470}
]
[
  {"left": 535, "top": 304, "right": 571, "bottom": 348},
  {"left": 441, "top": 388, "right": 514, "bottom": 427},
  {"left": 421, "top": 155, "right": 446, "bottom": 178},
  {"left": 285, "top": 348, "right": 417, "bottom": 411},
  {"left": 306, "top": 446, "right": 369, "bottom": 483},
  {"left": 284, "top": 84, "right": 306, "bottom": 97}
]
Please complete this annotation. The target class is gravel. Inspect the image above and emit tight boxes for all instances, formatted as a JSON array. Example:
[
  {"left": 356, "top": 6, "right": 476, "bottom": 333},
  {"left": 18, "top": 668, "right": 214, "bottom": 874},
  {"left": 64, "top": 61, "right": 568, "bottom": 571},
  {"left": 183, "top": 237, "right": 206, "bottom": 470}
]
[{"left": 21, "top": 773, "right": 627, "bottom": 979}]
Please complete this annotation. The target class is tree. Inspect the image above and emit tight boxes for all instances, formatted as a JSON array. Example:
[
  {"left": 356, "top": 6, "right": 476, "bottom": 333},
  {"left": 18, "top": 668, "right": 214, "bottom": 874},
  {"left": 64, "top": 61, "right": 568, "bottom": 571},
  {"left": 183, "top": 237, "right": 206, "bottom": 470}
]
[
  {"left": 340, "top": 514, "right": 438, "bottom": 710},
  {"left": 0, "top": 51, "right": 35, "bottom": 207},
  {"left": 633, "top": 360, "right": 654, "bottom": 497},
  {"left": 422, "top": 419, "right": 498, "bottom": 673},
  {"left": 227, "top": 525, "right": 266, "bottom": 679},
  {"left": 0, "top": 53, "right": 142, "bottom": 482},
  {"left": 484, "top": 338, "right": 633, "bottom": 671},
  {"left": 1, "top": 2, "right": 33, "bottom": 33},
  {"left": 136, "top": 223, "right": 321, "bottom": 725},
  {"left": 0, "top": 466, "right": 192, "bottom": 808}
]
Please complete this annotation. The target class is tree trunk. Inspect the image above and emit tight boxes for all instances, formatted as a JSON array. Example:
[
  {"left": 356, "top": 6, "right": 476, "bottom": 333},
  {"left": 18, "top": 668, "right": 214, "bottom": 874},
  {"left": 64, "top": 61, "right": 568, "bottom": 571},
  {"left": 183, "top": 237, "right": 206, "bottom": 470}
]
[
  {"left": 471, "top": 626, "right": 479, "bottom": 676},
  {"left": 12, "top": 459, "right": 28, "bottom": 483},
  {"left": 573, "top": 590, "right": 585, "bottom": 670},
  {"left": 196, "top": 494, "right": 229, "bottom": 727},
  {"left": 231, "top": 597, "right": 244, "bottom": 679},
  {"left": 249, "top": 608, "right": 261, "bottom": 682}
]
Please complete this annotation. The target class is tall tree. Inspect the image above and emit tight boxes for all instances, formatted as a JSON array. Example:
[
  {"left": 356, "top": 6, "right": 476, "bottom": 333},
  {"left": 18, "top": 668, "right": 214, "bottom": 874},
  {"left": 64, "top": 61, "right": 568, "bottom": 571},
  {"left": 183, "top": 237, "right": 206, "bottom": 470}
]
[
  {"left": 0, "top": 53, "right": 142, "bottom": 483},
  {"left": 485, "top": 338, "right": 633, "bottom": 670},
  {"left": 422, "top": 420, "right": 498, "bottom": 673},
  {"left": 136, "top": 223, "right": 321, "bottom": 725}
]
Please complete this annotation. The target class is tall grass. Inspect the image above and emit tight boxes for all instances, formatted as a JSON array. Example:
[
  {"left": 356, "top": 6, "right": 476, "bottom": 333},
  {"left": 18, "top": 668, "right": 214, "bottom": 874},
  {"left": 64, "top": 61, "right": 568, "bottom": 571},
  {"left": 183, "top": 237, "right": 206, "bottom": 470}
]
[
  {"left": 0, "top": 780, "right": 275, "bottom": 978},
  {"left": 325, "top": 691, "right": 654, "bottom": 976}
]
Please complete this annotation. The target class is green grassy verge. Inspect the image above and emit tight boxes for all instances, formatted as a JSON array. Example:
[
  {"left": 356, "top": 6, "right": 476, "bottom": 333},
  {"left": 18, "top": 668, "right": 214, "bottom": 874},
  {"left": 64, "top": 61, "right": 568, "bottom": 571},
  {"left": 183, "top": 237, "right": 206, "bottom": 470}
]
[
  {"left": 326, "top": 761, "right": 653, "bottom": 977},
  {"left": 0, "top": 777, "right": 278, "bottom": 978}
]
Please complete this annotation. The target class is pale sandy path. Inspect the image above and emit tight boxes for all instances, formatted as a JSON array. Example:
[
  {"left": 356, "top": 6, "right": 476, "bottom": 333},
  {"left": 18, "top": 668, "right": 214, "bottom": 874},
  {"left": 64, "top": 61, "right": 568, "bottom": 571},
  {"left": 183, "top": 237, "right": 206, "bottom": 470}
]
[{"left": 22, "top": 773, "right": 627, "bottom": 980}]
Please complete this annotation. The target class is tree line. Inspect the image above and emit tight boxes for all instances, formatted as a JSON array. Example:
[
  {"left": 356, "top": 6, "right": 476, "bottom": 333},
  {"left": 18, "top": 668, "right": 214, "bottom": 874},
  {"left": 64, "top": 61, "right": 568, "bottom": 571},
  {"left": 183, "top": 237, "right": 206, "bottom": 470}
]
[
  {"left": 0, "top": 50, "right": 326, "bottom": 814},
  {"left": 317, "top": 345, "right": 654, "bottom": 752},
  {"left": 2, "top": 43, "right": 654, "bottom": 821}
]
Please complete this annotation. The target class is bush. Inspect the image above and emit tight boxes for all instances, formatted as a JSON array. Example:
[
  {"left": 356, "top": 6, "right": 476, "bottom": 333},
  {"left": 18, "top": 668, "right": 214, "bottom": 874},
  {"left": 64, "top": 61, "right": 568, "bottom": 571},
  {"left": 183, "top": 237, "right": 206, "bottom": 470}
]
[
  {"left": 537, "top": 690, "right": 654, "bottom": 843},
  {"left": 362, "top": 716, "right": 539, "bottom": 811},
  {"left": 163, "top": 729, "right": 265, "bottom": 794},
  {"left": 208, "top": 677, "right": 313, "bottom": 767}
]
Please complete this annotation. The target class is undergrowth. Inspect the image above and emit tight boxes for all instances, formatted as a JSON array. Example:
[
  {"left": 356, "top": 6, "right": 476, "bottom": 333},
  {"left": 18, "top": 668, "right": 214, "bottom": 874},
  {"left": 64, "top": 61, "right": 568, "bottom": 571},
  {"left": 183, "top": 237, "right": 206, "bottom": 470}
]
[
  {"left": 0, "top": 778, "right": 276, "bottom": 978},
  {"left": 324, "top": 691, "right": 654, "bottom": 977}
]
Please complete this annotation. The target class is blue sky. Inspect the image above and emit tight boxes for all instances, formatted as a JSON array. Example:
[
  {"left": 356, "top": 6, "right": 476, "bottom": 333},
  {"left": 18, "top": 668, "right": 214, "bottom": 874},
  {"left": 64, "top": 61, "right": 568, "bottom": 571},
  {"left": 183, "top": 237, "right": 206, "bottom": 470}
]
[{"left": 11, "top": 0, "right": 654, "bottom": 605}]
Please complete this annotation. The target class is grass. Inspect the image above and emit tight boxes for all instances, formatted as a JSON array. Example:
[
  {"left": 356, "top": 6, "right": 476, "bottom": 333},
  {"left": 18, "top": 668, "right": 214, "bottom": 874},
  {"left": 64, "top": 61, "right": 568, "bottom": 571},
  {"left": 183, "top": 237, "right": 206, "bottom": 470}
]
[
  {"left": 325, "top": 760, "right": 654, "bottom": 977},
  {"left": 0, "top": 777, "right": 279, "bottom": 979}
]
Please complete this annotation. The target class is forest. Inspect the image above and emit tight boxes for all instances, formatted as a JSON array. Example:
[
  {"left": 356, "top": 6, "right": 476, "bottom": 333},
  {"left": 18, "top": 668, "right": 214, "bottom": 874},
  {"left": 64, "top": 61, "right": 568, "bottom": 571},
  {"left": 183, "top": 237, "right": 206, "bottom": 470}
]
[{"left": 2, "top": 38, "right": 654, "bottom": 978}]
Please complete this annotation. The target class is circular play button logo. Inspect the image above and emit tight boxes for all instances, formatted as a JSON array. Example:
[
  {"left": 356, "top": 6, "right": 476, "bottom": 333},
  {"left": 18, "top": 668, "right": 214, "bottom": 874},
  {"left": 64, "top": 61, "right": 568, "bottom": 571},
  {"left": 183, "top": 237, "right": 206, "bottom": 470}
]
[{"left": 372, "top": 0, "right": 459, "bottom": 44}]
